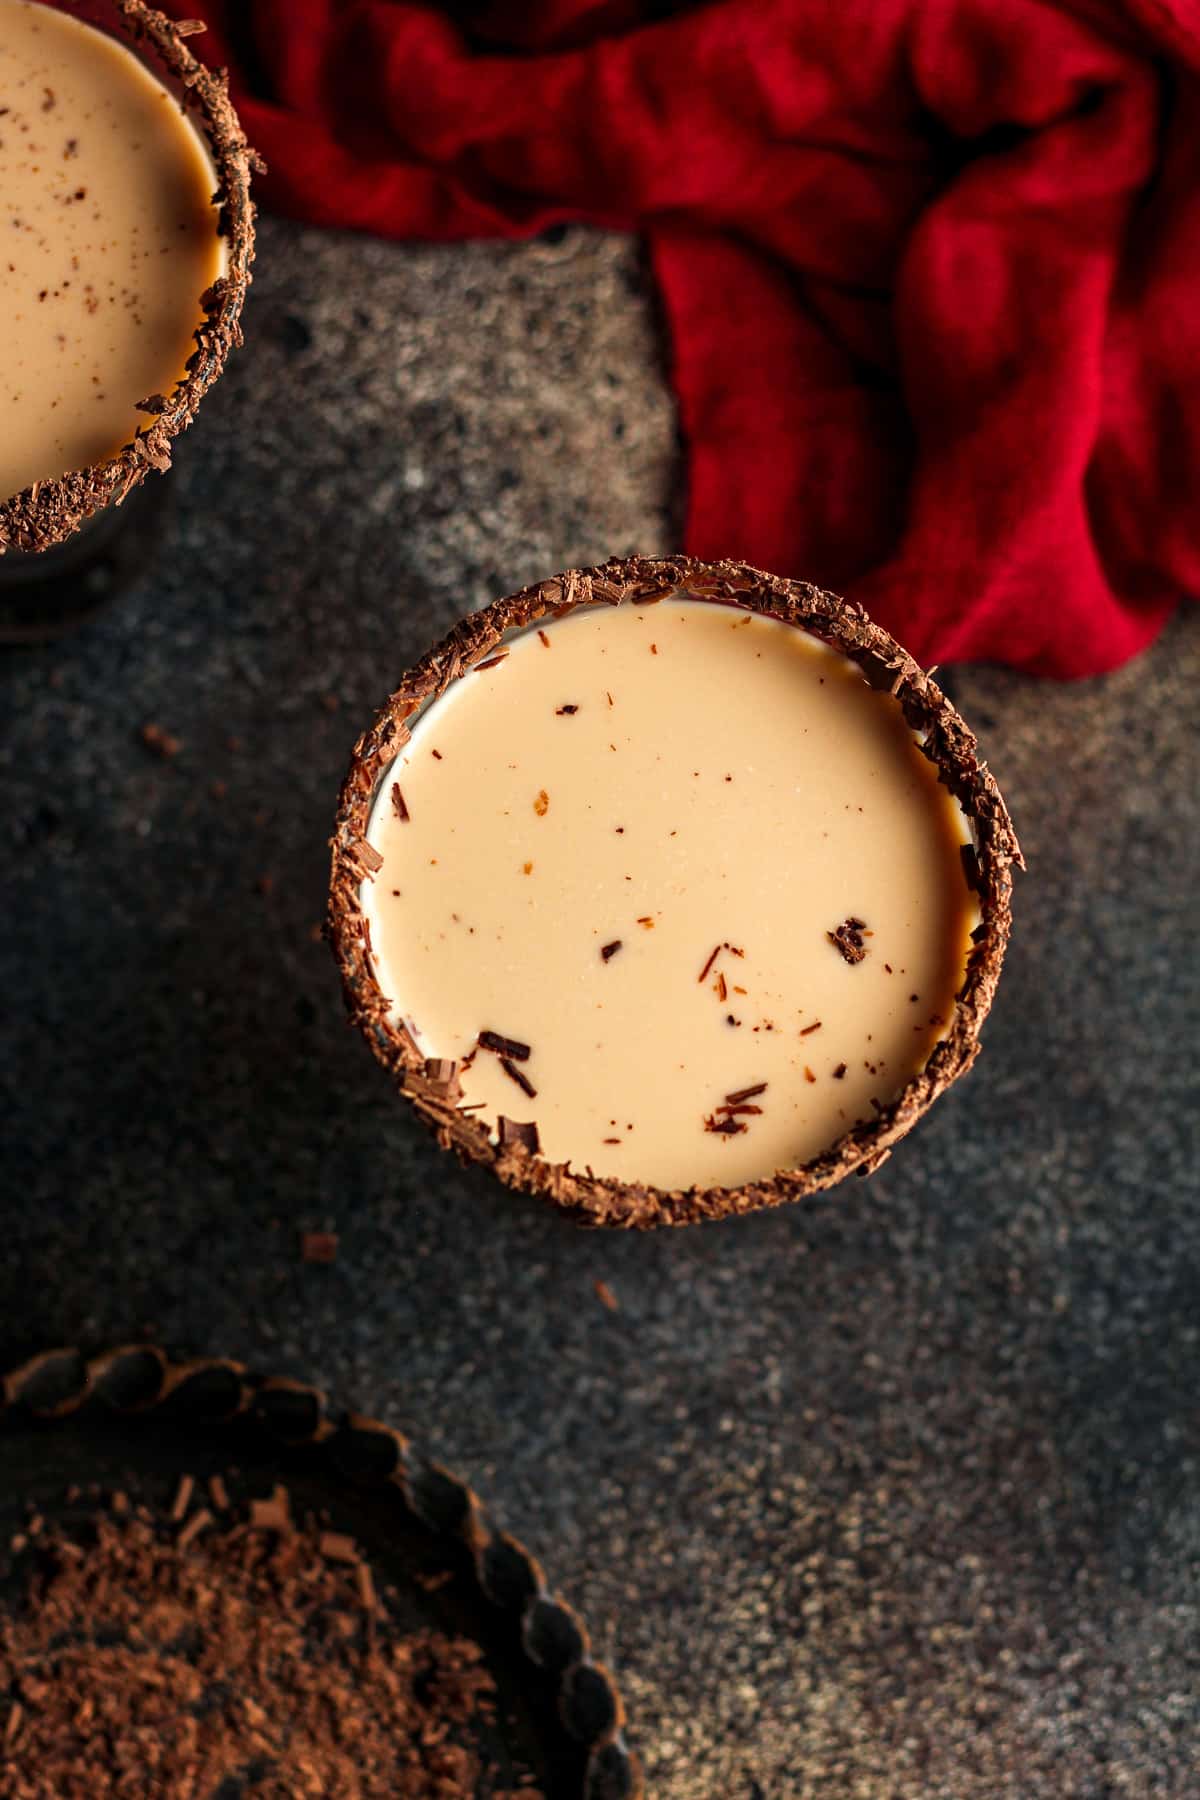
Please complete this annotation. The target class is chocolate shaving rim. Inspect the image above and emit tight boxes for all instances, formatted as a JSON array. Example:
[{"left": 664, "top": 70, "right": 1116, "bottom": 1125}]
[
  {"left": 0, "top": 0, "right": 260, "bottom": 555},
  {"left": 328, "top": 554, "right": 1024, "bottom": 1230},
  {"left": 0, "top": 1342, "right": 643, "bottom": 1797}
]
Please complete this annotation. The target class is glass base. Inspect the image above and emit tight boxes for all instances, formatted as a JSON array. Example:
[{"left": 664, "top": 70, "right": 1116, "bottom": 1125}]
[{"left": 0, "top": 479, "right": 170, "bottom": 645}]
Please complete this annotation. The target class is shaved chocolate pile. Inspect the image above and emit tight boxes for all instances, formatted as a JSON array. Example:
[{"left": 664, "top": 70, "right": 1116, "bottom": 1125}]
[{"left": 0, "top": 1486, "right": 541, "bottom": 1799}]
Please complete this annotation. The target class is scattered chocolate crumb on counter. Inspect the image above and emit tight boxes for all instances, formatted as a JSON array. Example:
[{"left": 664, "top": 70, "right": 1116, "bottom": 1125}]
[
  {"left": 499, "top": 1057, "right": 537, "bottom": 1099},
  {"left": 300, "top": 1230, "right": 339, "bottom": 1264},
  {"left": 391, "top": 782, "right": 410, "bottom": 822},
  {"left": 478, "top": 1030, "right": 531, "bottom": 1063},
  {"left": 601, "top": 940, "right": 623, "bottom": 962},
  {"left": 0, "top": 1489, "right": 542, "bottom": 1799},
  {"left": 828, "top": 917, "right": 869, "bottom": 964},
  {"left": 138, "top": 721, "right": 181, "bottom": 759},
  {"left": 594, "top": 1279, "right": 619, "bottom": 1311}
]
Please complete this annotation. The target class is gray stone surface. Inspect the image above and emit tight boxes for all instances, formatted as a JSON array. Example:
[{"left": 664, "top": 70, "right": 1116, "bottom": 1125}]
[{"left": 2, "top": 219, "right": 1198, "bottom": 1798}]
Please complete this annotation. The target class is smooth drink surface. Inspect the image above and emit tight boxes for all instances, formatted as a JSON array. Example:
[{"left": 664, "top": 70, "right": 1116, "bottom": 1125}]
[
  {"left": 0, "top": 0, "right": 223, "bottom": 500},
  {"left": 364, "top": 600, "right": 977, "bottom": 1189}
]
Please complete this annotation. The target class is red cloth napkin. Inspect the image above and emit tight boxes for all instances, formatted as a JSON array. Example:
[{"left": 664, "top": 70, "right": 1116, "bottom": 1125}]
[{"left": 170, "top": 0, "right": 1200, "bottom": 675}]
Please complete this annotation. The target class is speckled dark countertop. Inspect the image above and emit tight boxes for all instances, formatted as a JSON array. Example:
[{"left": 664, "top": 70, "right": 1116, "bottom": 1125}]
[{"left": 2, "top": 222, "right": 1198, "bottom": 1798}]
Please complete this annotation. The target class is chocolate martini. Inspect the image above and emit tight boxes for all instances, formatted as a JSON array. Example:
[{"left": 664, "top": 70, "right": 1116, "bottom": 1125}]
[
  {"left": 0, "top": 0, "right": 256, "bottom": 560},
  {"left": 330, "top": 557, "right": 1022, "bottom": 1227}
]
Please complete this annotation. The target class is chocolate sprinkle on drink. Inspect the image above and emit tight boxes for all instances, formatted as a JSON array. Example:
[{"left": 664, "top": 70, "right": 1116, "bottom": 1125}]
[
  {"left": 390, "top": 782, "right": 410, "bottom": 822},
  {"left": 329, "top": 554, "right": 1022, "bottom": 1228},
  {"left": 828, "top": 917, "right": 869, "bottom": 964},
  {"left": 478, "top": 1030, "right": 532, "bottom": 1063},
  {"left": 500, "top": 1056, "right": 537, "bottom": 1098},
  {"left": 0, "top": 1, "right": 260, "bottom": 556},
  {"left": 601, "top": 940, "right": 623, "bottom": 961}
]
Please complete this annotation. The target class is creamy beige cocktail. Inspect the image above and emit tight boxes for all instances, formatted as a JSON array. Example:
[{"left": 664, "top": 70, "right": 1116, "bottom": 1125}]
[
  {"left": 0, "top": 0, "right": 254, "bottom": 556},
  {"left": 331, "top": 559, "right": 1020, "bottom": 1225}
]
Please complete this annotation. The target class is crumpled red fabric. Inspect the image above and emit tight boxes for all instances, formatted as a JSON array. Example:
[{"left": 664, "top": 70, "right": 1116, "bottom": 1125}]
[{"left": 166, "top": 0, "right": 1200, "bottom": 674}]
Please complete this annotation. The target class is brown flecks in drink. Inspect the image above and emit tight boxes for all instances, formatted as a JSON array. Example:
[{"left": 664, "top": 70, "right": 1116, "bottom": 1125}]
[
  {"left": 139, "top": 720, "right": 180, "bottom": 758},
  {"left": 705, "top": 1112, "right": 748, "bottom": 1135},
  {"left": 606, "top": 691, "right": 614, "bottom": 707},
  {"left": 390, "top": 782, "right": 409, "bottom": 822},
  {"left": 884, "top": 962, "right": 893, "bottom": 973},
  {"left": 799, "top": 1020, "right": 822, "bottom": 1036},
  {"left": 637, "top": 915, "right": 655, "bottom": 929},
  {"left": 828, "top": 917, "right": 868, "bottom": 963},
  {"left": 833, "top": 1062, "right": 847, "bottom": 1079},
  {"left": 555, "top": 703, "right": 579, "bottom": 715},
  {"left": 533, "top": 788, "right": 549, "bottom": 816},
  {"left": 41, "top": 88, "right": 57, "bottom": 112},
  {"left": 910, "top": 993, "right": 919, "bottom": 1002},
  {"left": 474, "top": 651, "right": 509, "bottom": 672},
  {"left": 537, "top": 628, "right": 551, "bottom": 647},
  {"left": 522, "top": 860, "right": 533, "bottom": 875},
  {"left": 602, "top": 1136, "right": 622, "bottom": 1144},
  {"left": 650, "top": 643, "right": 658, "bottom": 654},
  {"left": 478, "top": 1029, "right": 532, "bottom": 1062},
  {"left": 500, "top": 1057, "right": 537, "bottom": 1099},
  {"left": 804, "top": 1066, "right": 817, "bottom": 1083},
  {"left": 726, "top": 1014, "right": 741, "bottom": 1027},
  {"left": 698, "top": 944, "right": 721, "bottom": 983},
  {"left": 601, "top": 940, "right": 622, "bottom": 961},
  {"left": 725, "top": 1082, "right": 767, "bottom": 1104},
  {"left": 715, "top": 971, "right": 728, "bottom": 1002},
  {"left": 430, "top": 747, "right": 443, "bottom": 759},
  {"left": 301, "top": 1231, "right": 339, "bottom": 1264}
]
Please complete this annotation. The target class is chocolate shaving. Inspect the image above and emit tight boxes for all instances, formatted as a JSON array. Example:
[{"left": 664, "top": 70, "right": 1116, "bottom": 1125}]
[
  {"left": 799, "top": 1021, "right": 822, "bottom": 1036},
  {"left": 833, "top": 1062, "right": 848, "bottom": 1079},
  {"left": 828, "top": 917, "right": 868, "bottom": 964},
  {"left": 537, "top": 629, "right": 551, "bottom": 647},
  {"left": 498, "top": 1117, "right": 540, "bottom": 1153},
  {"left": 301, "top": 1231, "right": 339, "bottom": 1264},
  {"left": 473, "top": 652, "right": 509, "bottom": 671},
  {"left": 724, "top": 1081, "right": 767, "bottom": 1104},
  {"left": 716, "top": 1103, "right": 763, "bottom": 1117},
  {"left": 390, "top": 782, "right": 410, "bottom": 822},
  {"left": 499, "top": 1057, "right": 537, "bottom": 1099},
  {"left": 698, "top": 944, "right": 721, "bottom": 983},
  {"left": 556, "top": 704, "right": 579, "bottom": 715},
  {"left": 704, "top": 1113, "right": 748, "bottom": 1135},
  {"left": 961, "top": 840, "right": 981, "bottom": 892},
  {"left": 478, "top": 1029, "right": 531, "bottom": 1062},
  {"left": 601, "top": 940, "right": 622, "bottom": 961}
]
